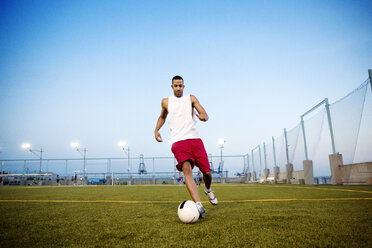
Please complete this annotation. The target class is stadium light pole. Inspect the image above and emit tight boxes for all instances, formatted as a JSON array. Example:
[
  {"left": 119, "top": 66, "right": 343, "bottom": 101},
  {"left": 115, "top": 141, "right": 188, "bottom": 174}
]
[
  {"left": 118, "top": 141, "right": 131, "bottom": 185},
  {"left": 218, "top": 139, "right": 226, "bottom": 182},
  {"left": 70, "top": 142, "right": 87, "bottom": 182},
  {"left": 21, "top": 143, "right": 43, "bottom": 173}
]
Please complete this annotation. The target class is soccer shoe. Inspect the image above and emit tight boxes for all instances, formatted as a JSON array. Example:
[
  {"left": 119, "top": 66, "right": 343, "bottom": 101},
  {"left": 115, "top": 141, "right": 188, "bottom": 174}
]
[
  {"left": 204, "top": 189, "right": 218, "bottom": 205},
  {"left": 195, "top": 202, "right": 206, "bottom": 218}
]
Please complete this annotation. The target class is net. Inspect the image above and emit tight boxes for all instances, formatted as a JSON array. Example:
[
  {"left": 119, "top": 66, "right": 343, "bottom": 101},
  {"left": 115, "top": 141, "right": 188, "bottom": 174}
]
[
  {"left": 353, "top": 80, "right": 372, "bottom": 163},
  {"left": 330, "top": 81, "right": 368, "bottom": 164}
]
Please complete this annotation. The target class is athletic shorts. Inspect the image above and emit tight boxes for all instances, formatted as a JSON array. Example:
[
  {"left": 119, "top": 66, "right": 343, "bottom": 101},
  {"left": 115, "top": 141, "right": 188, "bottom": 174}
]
[{"left": 171, "top": 138, "right": 211, "bottom": 173}]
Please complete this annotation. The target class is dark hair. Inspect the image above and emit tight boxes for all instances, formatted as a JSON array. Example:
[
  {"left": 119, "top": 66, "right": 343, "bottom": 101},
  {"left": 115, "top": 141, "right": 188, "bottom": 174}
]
[{"left": 172, "top": 75, "right": 183, "bottom": 84}]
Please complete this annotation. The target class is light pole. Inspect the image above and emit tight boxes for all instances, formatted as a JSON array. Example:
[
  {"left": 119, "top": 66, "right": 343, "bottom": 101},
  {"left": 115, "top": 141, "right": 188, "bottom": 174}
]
[
  {"left": 21, "top": 143, "right": 43, "bottom": 173},
  {"left": 218, "top": 138, "right": 226, "bottom": 182},
  {"left": 118, "top": 141, "right": 131, "bottom": 185},
  {"left": 71, "top": 142, "right": 87, "bottom": 183}
]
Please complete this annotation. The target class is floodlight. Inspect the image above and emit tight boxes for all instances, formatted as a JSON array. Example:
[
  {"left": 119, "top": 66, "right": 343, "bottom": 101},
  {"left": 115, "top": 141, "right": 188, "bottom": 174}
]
[
  {"left": 21, "top": 143, "right": 44, "bottom": 173},
  {"left": 71, "top": 143, "right": 87, "bottom": 184},
  {"left": 118, "top": 141, "right": 131, "bottom": 184},
  {"left": 218, "top": 138, "right": 226, "bottom": 183},
  {"left": 71, "top": 142, "right": 80, "bottom": 148},
  {"left": 118, "top": 141, "right": 127, "bottom": 148},
  {"left": 22, "top": 143, "right": 31, "bottom": 149},
  {"left": 218, "top": 139, "right": 226, "bottom": 146}
]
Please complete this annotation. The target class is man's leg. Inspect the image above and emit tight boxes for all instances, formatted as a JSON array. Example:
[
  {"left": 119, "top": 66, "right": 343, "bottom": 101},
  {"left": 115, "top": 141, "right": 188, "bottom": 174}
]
[
  {"left": 182, "top": 161, "right": 206, "bottom": 217},
  {"left": 203, "top": 171, "right": 218, "bottom": 205},
  {"left": 203, "top": 171, "right": 212, "bottom": 189},
  {"left": 182, "top": 160, "right": 200, "bottom": 202}
]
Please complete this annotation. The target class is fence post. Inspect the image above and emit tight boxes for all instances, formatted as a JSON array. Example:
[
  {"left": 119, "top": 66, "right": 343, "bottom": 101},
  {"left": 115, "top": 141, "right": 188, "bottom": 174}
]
[
  {"left": 284, "top": 128, "right": 293, "bottom": 184},
  {"left": 251, "top": 149, "right": 256, "bottom": 182},
  {"left": 272, "top": 136, "right": 277, "bottom": 167},
  {"left": 258, "top": 145, "right": 262, "bottom": 178},
  {"left": 329, "top": 153, "right": 343, "bottom": 185},
  {"left": 300, "top": 116, "right": 309, "bottom": 160},
  {"left": 46, "top": 160, "right": 49, "bottom": 185},
  {"left": 325, "top": 98, "right": 337, "bottom": 154},
  {"left": 106, "top": 159, "right": 111, "bottom": 185},
  {"left": 274, "top": 166, "right": 280, "bottom": 183},
  {"left": 246, "top": 153, "right": 250, "bottom": 173},
  {"left": 301, "top": 115, "right": 314, "bottom": 185},
  {"left": 263, "top": 143, "right": 269, "bottom": 182},
  {"left": 246, "top": 154, "right": 251, "bottom": 182},
  {"left": 284, "top": 128, "right": 289, "bottom": 164},
  {"left": 301, "top": 112, "right": 314, "bottom": 185},
  {"left": 325, "top": 97, "right": 344, "bottom": 185},
  {"left": 303, "top": 160, "right": 314, "bottom": 185},
  {"left": 272, "top": 136, "right": 279, "bottom": 183}
]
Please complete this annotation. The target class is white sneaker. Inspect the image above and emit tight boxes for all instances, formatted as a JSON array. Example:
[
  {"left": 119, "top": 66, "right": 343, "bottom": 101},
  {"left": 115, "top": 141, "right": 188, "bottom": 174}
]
[
  {"left": 195, "top": 202, "right": 206, "bottom": 218},
  {"left": 204, "top": 189, "right": 218, "bottom": 205}
]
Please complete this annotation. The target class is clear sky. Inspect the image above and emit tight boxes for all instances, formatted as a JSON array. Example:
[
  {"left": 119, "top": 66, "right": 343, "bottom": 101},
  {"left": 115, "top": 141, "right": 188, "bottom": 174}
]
[{"left": 0, "top": 0, "right": 371, "bottom": 175}]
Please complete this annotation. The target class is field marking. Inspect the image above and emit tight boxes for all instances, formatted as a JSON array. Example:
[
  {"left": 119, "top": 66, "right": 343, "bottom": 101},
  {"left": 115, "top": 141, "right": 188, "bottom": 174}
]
[
  {"left": 262, "top": 185, "right": 372, "bottom": 194},
  {"left": 212, "top": 184, "right": 372, "bottom": 194},
  {"left": 220, "top": 198, "right": 372, "bottom": 203},
  {"left": 0, "top": 199, "right": 178, "bottom": 203},
  {"left": 0, "top": 198, "right": 371, "bottom": 204},
  {"left": 4, "top": 184, "right": 371, "bottom": 194}
]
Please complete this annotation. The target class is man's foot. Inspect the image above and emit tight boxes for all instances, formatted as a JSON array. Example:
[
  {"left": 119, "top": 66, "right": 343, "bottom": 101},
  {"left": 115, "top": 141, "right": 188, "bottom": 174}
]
[
  {"left": 195, "top": 202, "right": 205, "bottom": 218},
  {"left": 204, "top": 188, "right": 218, "bottom": 205}
]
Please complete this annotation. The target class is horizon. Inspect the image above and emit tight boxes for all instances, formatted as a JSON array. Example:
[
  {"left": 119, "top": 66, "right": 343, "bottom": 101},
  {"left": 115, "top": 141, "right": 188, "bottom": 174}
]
[{"left": 1, "top": 0, "right": 372, "bottom": 176}]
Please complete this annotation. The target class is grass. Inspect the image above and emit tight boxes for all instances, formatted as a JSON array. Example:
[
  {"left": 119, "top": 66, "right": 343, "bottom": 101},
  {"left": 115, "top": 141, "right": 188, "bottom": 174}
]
[{"left": 0, "top": 184, "right": 371, "bottom": 247}]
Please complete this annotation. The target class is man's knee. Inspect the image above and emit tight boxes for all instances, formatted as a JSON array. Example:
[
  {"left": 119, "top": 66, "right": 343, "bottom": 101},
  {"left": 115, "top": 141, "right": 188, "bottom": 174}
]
[
  {"left": 203, "top": 171, "right": 212, "bottom": 177},
  {"left": 182, "top": 160, "right": 193, "bottom": 173}
]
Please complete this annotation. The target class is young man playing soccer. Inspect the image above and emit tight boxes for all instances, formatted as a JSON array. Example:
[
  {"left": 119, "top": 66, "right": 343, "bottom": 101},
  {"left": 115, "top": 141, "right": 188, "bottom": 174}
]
[{"left": 154, "top": 75, "right": 218, "bottom": 217}]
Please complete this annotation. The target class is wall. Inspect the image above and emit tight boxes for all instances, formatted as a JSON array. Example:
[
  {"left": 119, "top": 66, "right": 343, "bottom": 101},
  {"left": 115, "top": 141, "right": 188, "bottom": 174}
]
[{"left": 341, "top": 162, "right": 372, "bottom": 185}]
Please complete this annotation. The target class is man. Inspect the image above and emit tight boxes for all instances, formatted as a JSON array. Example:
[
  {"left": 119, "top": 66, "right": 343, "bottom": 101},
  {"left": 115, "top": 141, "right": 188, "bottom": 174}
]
[
  {"left": 197, "top": 170, "right": 202, "bottom": 186},
  {"left": 154, "top": 75, "right": 217, "bottom": 218}
]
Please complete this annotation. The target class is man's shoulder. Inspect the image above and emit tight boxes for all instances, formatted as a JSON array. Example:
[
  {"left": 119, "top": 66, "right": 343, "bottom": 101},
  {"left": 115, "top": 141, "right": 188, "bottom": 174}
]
[
  {"left": 190, "top": 94, "right": 198, "bottom": 102},
  {"left": 161, "top": 97, "right": 169, "bottom": 109}
]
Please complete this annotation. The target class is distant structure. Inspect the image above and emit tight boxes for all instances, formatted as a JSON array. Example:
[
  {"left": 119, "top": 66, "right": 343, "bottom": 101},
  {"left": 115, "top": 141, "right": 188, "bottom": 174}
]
[{"left": 138, "top": 154, "right": 147, "bottom": 174}]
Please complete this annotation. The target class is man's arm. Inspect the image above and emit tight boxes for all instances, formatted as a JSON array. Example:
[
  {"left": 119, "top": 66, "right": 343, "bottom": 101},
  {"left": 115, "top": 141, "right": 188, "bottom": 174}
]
[
  {"left": 191, "top": 95, "right": 209, "bottom": 122},
  {"left": 154, "top": 98, "right": 168, "bottom": 142}
]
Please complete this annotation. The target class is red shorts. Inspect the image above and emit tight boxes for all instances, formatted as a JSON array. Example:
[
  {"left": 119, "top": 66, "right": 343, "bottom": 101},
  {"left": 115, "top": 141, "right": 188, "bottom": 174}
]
[{"left": 171, "top": 138, "right": 211, "bottom": 173}]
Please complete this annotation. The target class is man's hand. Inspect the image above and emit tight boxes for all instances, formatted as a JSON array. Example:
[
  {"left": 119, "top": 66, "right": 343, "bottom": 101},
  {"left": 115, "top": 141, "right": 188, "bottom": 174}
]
[
  {"left": 195, "top": 112, "right": 208, "bottom": 121},
  {"left": 191, "top": 95, "right": 209, "bottom": 122},
  {"left": 154, "top": 98, "right": 168, "bottom": 143},
  {"left": 154, "top": 131, "right": 163, "bottom": 142}
]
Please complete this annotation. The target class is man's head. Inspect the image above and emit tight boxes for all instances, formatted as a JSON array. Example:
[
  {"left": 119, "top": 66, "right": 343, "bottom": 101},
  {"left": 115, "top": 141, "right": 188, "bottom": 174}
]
[{"left": 171, "top": 75, "right": 184, "bottom": 97}]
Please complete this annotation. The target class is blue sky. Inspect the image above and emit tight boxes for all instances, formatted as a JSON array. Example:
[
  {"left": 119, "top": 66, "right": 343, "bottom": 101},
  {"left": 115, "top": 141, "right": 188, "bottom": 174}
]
[{"left": 0, "top": 0, "right": 371, "bottom": 175}]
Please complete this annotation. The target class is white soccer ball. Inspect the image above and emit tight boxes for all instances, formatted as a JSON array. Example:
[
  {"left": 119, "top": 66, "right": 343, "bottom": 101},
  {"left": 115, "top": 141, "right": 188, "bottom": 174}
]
[{"left": 177, "top": 200, "right": 200, "bottom": 224}]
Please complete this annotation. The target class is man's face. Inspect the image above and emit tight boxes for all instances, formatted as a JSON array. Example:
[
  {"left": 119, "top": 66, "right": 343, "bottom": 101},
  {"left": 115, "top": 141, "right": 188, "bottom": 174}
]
[{"left": 171, "top": 79, "right": 184, "bottom": 97}]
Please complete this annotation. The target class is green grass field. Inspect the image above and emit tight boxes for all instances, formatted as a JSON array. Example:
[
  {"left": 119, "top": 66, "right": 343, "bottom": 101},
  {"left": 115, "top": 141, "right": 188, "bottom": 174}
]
[{"left": 1, "top": 184, "right": 371, "bottom": 247}]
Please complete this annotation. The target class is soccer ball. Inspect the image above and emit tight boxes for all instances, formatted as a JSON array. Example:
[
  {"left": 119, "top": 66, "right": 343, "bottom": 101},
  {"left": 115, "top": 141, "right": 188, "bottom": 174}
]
[{"left": 177, "top": 200, "right": 200, "bottom": 224}]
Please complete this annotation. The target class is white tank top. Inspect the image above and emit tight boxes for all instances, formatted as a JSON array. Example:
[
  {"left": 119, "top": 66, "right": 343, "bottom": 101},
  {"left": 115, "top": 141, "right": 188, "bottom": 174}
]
[{"left": 168, "top": 94, "right": 199, "bottom": 144}]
